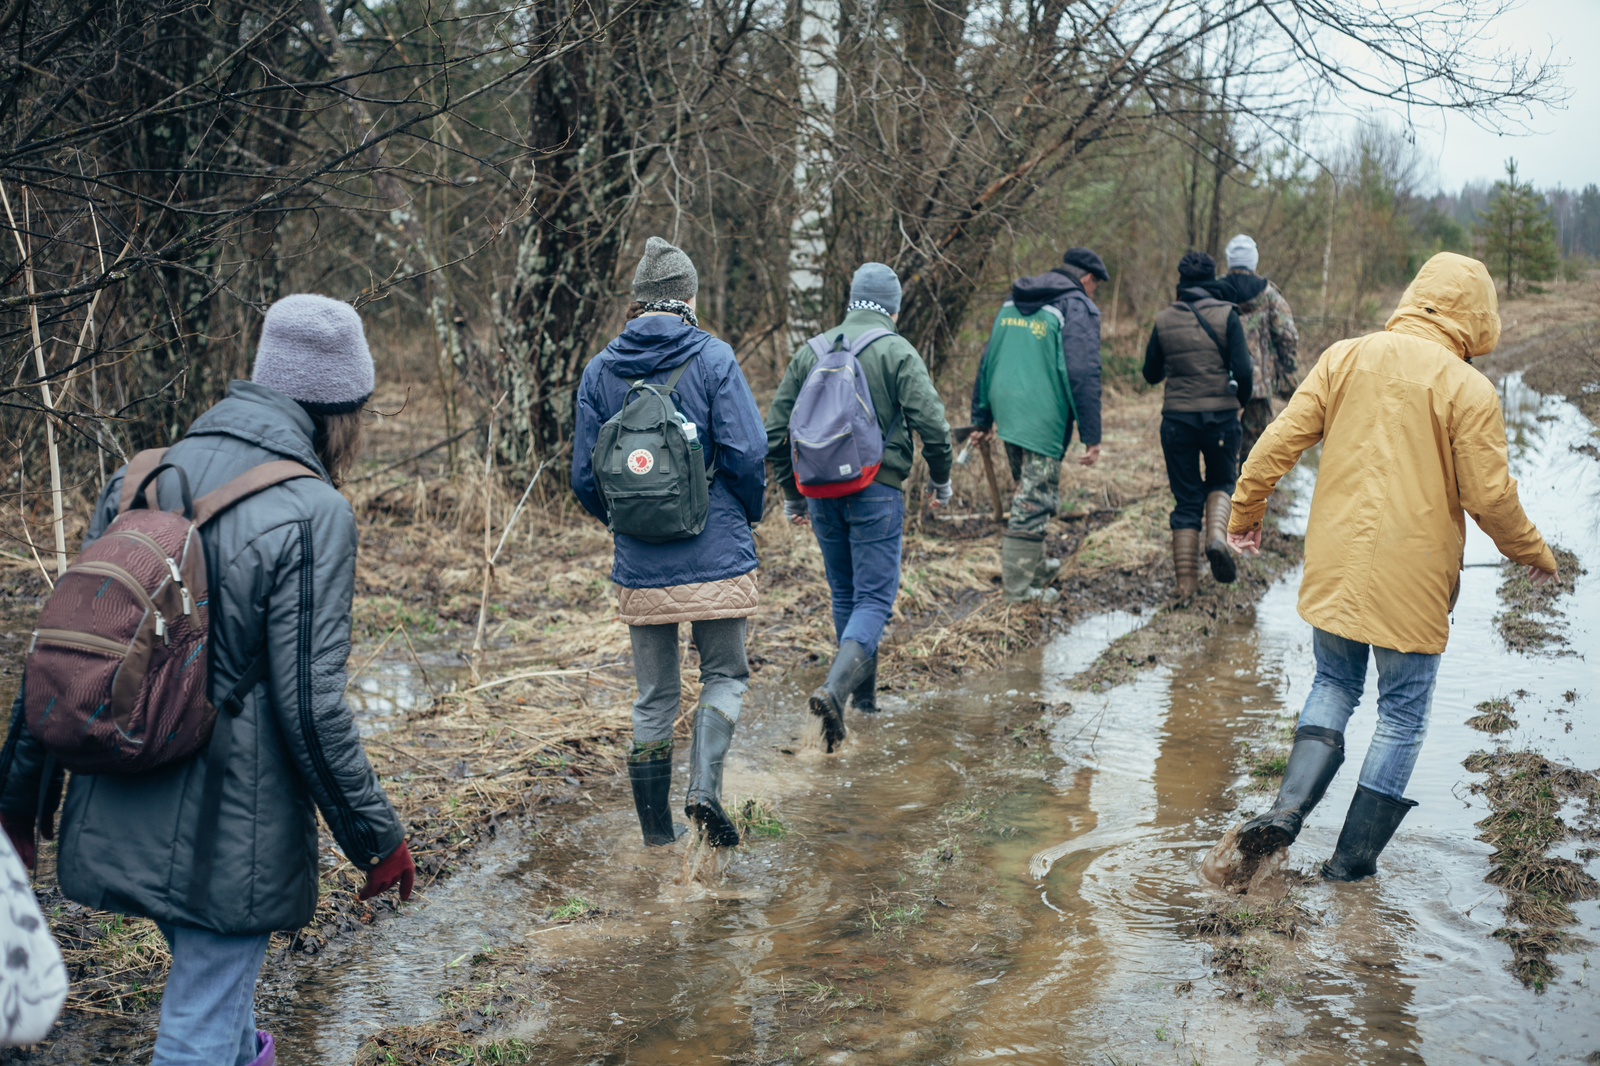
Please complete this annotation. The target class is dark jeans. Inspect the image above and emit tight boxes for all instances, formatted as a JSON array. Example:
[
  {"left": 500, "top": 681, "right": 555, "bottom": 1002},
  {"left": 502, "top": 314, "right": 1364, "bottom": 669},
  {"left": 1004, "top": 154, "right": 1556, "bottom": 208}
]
[
  {"left": 806, "top": 483, "right": 905, "bottom": 655},
  {"left": 1160, "top": 413, "right": 1241, "bottom": 530}
]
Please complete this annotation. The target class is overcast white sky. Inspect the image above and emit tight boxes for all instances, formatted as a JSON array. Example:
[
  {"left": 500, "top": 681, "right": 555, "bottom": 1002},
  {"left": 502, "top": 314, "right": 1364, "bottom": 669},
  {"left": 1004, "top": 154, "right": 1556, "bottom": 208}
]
[{"left": 1356, "top": 0, "right": 1600, "bottom": 192}]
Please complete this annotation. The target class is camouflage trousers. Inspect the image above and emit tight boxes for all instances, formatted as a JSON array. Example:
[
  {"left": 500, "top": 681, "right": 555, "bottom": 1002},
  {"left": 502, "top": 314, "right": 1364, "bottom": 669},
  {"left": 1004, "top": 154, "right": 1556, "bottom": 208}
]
[{"left": 1004, "top": 443, "right": 1060, "bottom": 539}]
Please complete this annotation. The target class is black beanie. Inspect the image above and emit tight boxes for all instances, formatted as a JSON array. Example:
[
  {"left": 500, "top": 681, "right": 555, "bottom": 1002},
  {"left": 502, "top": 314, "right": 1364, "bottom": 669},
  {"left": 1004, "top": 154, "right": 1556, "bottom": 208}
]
[{"left": 1178, "top": 251, "right": 1216, "bottom": 282}]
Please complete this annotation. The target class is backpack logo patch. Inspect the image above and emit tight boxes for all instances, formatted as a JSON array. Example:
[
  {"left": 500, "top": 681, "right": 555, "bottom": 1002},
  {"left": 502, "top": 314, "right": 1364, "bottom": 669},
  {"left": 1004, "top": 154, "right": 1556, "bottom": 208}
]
[{"left": 627, "top": 449, "right": 655, "bottom": 475}]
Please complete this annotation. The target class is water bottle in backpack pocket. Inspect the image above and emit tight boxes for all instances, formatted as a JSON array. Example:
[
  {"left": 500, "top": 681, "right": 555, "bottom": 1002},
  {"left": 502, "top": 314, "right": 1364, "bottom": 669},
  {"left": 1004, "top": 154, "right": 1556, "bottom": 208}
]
[
  {"left": 789, "top": 329, "right": 900, "bottom": 498},
  {"left": 592, "top": 355, "right": 714, "bottom": 542}
]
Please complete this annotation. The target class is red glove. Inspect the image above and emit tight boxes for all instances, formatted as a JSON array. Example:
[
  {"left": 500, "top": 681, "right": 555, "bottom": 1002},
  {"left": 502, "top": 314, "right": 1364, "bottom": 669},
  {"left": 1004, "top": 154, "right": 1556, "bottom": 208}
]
[
  {"left": 2, "top": 813, "right": 36, "bottom": 869},
  {"left": 358, "top": 840, "right": 414, "bottom": 902}
]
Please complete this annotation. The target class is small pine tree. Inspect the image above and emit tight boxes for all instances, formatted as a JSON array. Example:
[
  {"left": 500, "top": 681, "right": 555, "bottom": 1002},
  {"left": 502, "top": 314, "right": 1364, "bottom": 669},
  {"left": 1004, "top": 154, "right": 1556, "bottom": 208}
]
[{"left": 1478, "top": 159, "right": 1560, "bottom": 297}]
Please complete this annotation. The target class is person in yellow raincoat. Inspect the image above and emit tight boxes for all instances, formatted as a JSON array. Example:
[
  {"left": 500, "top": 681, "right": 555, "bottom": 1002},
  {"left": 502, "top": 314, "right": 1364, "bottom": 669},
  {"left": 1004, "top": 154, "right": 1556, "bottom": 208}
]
[{"left": 1224, "top": 252, "right": 1558, "bottom": 882}]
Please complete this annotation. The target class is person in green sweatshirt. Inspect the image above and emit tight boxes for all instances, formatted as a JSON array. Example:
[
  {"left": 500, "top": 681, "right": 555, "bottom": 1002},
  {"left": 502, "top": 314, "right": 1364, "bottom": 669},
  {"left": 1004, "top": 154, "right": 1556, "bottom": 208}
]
[
  {"left": 970, "top": 248, "right": 1107, "bottom": 603},
  {"left": 765, "top": 264, "right": 954, "bottom": 752}
]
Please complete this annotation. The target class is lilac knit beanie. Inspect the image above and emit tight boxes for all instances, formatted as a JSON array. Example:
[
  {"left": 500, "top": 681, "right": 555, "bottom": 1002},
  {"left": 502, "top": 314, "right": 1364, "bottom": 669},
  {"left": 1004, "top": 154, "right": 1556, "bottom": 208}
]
[{"left": 251, "top": 294, "right": 374, "bottom": 414}]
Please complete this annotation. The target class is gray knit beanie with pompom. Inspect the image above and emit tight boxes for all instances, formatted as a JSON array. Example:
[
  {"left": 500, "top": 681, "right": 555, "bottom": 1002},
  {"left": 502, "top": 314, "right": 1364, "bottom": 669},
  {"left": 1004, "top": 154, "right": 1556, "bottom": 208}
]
[{"left": 251, "top": 294, "right": 374, "bottom": 414}]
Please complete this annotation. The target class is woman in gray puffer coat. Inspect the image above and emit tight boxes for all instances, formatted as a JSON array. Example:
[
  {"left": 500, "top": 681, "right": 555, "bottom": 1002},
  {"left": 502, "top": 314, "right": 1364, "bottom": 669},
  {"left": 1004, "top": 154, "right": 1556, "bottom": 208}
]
[{"left": 0, "top": 295, "right": 411, "bottom": 1066}]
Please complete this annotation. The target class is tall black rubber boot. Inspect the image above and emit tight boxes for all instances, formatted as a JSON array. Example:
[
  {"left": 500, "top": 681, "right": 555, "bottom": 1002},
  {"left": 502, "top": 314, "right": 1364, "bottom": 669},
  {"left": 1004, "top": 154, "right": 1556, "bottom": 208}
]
[
  {"left": 1237, "top": 726, "right": 1345, "bottom": 856},
  {"left": 628, "top": 741, "right": 684, "bottom": 846},
  {"left": 684, "top": 706, "right": 740, "bottom": 847},
  {"left": 810, "top": 640, "right": 870, "bottom": 752},
  {"left": 850, "top": 652, "right": 879, "bottom": 715},
  {"left": 1321, "top": 784, "right": 1417, "bottom": 882}
]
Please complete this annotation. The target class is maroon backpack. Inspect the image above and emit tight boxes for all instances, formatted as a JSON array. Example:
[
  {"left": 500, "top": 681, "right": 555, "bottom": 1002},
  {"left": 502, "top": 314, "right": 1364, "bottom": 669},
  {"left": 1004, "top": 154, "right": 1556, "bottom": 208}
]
[{"left": 23, "top": 449, "right": 317, "bottom": 896}]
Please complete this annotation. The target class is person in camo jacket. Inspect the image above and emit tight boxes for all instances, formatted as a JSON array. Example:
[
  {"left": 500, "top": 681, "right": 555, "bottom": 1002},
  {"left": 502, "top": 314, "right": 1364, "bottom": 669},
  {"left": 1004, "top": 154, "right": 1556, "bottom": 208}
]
[{"left": 1223, "top": 234, "right": 1300, "bottom": 459}]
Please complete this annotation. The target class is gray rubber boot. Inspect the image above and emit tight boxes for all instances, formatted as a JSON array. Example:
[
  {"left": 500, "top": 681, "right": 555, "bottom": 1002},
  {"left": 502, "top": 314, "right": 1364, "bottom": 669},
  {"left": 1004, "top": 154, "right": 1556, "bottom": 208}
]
[
  {"left": 810, "top": 640, "right": 870, "bottom": 752},
  {"left": 1322, "top": 785, "right": 1417, "bottom": 881},
  {"left": 850, "top": 652, "right": 879, "bottom": 714},
  {"left": 628, "top": 742, "right": 685, "bottom": 846},
  {"left": 683, "top": 707, "right": 740, "bottom": 847},
  {"left": 1237, "top": 727, "right": 1345, "bottom": 856}
]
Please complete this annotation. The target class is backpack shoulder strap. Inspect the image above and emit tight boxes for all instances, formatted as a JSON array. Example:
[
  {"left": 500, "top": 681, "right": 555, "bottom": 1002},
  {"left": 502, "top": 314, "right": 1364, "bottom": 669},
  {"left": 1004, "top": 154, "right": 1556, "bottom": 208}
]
[
  {"left": 845, "top": 328, "right": 895, "bottom": 357},
  {"left": 663, "top": 352, "right": 696, "bottom": 391},
  {"left": 805, "top": 332, "right": 837, "bottom": 361},
  {"left": 192, "top": 460, "right": 322, "bottom": 527},
  {"left": 117, "top": 449, "right": 169, "bottom": 515},
  {"left": 1184, "top": 301, "right": 1230, "bottom": 362}
]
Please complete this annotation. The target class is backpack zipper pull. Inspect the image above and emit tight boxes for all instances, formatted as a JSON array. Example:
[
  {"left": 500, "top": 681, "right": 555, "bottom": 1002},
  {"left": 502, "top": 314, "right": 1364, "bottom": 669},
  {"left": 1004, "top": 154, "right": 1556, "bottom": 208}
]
[
  {"left": 165, "top": 558, "right": 194, "bottom": 617},
  {"left": 165, "top": 557, "right": 195, "bottom": 614},
  {"left": 155, "top": 613, "right": 168, "bottom": 643}
]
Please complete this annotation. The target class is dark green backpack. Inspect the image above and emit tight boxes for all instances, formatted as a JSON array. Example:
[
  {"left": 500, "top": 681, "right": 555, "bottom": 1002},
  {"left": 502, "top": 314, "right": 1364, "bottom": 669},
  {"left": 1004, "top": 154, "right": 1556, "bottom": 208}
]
[{"left": 592, "top": 356, "right": 712, "bottom": 543}]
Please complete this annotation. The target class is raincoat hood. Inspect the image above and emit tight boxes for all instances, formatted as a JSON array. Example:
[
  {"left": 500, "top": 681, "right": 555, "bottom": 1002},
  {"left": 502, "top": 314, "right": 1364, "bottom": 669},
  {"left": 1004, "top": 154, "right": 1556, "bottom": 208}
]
[
  {"left": 1011, "top": 271, "right": 1081, "bottom": 316},
  {"left": 601, "top": 314, "right": 717, "bottom": 377},
  {"left": 1384, "top": 252, "right": 1501, "bottom": 359}
]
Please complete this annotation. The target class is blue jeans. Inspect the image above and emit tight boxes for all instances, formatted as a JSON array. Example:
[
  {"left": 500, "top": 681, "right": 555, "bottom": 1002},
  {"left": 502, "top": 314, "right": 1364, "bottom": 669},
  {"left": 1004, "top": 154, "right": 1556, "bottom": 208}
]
[
  {"left": 1159, "top": 414, "right": 1241, "bottom": 530},
  {"left": 152, "top": 923, "right": 271, "bottom": 1066},
  {"left": 1296, "top": 628, "right": 1442, "bottom": 799},
  {"left": 807, "top": 484, "right": 905, "bottom": 656}
]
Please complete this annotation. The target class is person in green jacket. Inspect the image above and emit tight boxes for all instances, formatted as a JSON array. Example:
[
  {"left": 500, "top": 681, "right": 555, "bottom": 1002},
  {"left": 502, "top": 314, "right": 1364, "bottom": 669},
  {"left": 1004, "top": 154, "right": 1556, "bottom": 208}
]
[
  {"left": 970, "top": 249, "right": 1107, "bottom": 603},
  {"left": 765, "top": 264, "right": 954, "bottom": 751}
]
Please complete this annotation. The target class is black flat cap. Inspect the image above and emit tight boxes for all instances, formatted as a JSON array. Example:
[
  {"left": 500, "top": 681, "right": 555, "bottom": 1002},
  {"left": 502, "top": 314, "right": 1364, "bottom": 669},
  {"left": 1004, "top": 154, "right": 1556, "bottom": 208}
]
[{"left": 1061, "top": 247, "right": 1109, "bottom": 281}]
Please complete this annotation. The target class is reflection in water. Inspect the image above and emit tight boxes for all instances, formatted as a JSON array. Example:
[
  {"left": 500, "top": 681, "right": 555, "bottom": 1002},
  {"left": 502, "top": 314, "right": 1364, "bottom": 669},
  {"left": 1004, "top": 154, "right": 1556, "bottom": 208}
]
[{"left": 271, "top": 379, "right": 1599, "bottom": 1064}]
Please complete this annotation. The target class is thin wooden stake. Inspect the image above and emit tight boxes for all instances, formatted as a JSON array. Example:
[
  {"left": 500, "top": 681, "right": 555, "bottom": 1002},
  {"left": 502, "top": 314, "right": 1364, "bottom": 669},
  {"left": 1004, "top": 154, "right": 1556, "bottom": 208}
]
[{"left": 471, "top": 393, "right": 508, "bottom": 666}]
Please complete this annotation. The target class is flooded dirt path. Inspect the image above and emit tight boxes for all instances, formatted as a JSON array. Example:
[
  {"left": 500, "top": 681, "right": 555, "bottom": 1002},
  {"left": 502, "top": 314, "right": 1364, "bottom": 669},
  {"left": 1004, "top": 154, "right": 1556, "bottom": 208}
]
[
  {"left": 7, "top": 374, "right": 1595, "bottom": 1064},
  {"left": 269, "top": 376, "right": 1600, "bottom": 1064}
]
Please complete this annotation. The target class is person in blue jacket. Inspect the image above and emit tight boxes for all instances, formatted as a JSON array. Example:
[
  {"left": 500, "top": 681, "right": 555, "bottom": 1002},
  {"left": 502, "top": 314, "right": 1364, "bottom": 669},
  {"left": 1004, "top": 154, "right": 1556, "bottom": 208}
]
[{"left": 572, "top": 237, "right": 767, "bottom": 849}]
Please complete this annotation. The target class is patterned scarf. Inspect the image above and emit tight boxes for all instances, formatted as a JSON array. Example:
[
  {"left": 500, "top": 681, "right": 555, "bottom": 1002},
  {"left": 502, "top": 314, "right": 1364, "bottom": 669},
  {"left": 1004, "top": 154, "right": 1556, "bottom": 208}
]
[
  {"left": 640, "top": 298, "right": 699, "bottom": 328},
  {"left": 847, "top": 299, "right": 892, "bottom": 316}
]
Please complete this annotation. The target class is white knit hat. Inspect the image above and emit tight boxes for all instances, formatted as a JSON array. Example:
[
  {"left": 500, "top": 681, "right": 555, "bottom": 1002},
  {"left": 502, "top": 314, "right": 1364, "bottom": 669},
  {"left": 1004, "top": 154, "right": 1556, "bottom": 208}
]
[
  {"left": 251, "top": 294, "right": 374, "bottom": 414},
  {"left": 1225, "top": 234, "right": 1259, "bottom": 272}
]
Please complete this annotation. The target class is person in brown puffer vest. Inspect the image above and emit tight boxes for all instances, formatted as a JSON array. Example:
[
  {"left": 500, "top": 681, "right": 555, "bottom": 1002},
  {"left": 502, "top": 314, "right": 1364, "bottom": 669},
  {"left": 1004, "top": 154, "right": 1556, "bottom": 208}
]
[{"left": 1142, "top": 251, "right": 1254, "bottom": 598}]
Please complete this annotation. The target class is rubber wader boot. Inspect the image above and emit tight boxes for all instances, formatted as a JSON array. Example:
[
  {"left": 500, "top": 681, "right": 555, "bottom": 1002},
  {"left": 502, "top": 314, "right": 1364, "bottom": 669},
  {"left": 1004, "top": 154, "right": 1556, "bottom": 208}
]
[
  {"left": 1171, "top": 528, "right": 1200, "bottom": 599},
  {"left": 1002, "top": 536, "right": 1060, "bottom": 604},
  {"left": 1033, "top": 556, "right": 1062, "bottom": 589},
  {"left": 1204, "top": 490, "right": 1237, "bottom": 583},
  {"left": 684, "top": 706, "right": 740, "bottom": 847},
  {"left": 1236, "top": 726, "right": 1345, "bottom": 855},
  {"left": 628, "top": 742, "right": 685, "bottom": 846},
  {"left": 1321, "top": 784, "right": 1418, "bottom": 882},
  {"left": 810, "top": 639, "right": 870, "bottom": 752},
  {"left": 851, "top": 652, "right": 879, "bottom": 714}
]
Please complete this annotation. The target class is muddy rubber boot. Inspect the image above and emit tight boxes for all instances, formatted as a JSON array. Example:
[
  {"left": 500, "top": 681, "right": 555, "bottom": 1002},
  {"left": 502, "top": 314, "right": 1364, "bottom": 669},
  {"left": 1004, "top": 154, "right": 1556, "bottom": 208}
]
[
  {"left": 628, "top": 741, "right": 686, "bottom": 846},
  {"left": 1002, "top": 536, "right": 1060, "bottom": 604},
  {"left": 850, "top": 652, "right": 879, "bottom": 714},
  {"left": 1172, "top": 528, "right": 1200, "bottom": 599},
  {"left": 684, "top": 706, "right": 740, "bottom": 847},
  {"left": 1204, "top": 491, "right": 1237, "bottom": 584},
  {"left": 810, "top": 640, "right": 870, "bottom": 752},
  {"left": 1321, "top": 784, "right": 1417, "bottom": 882},
  {"left": 1236, "top": 726, "right": 1345, "bottom": 856}
]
